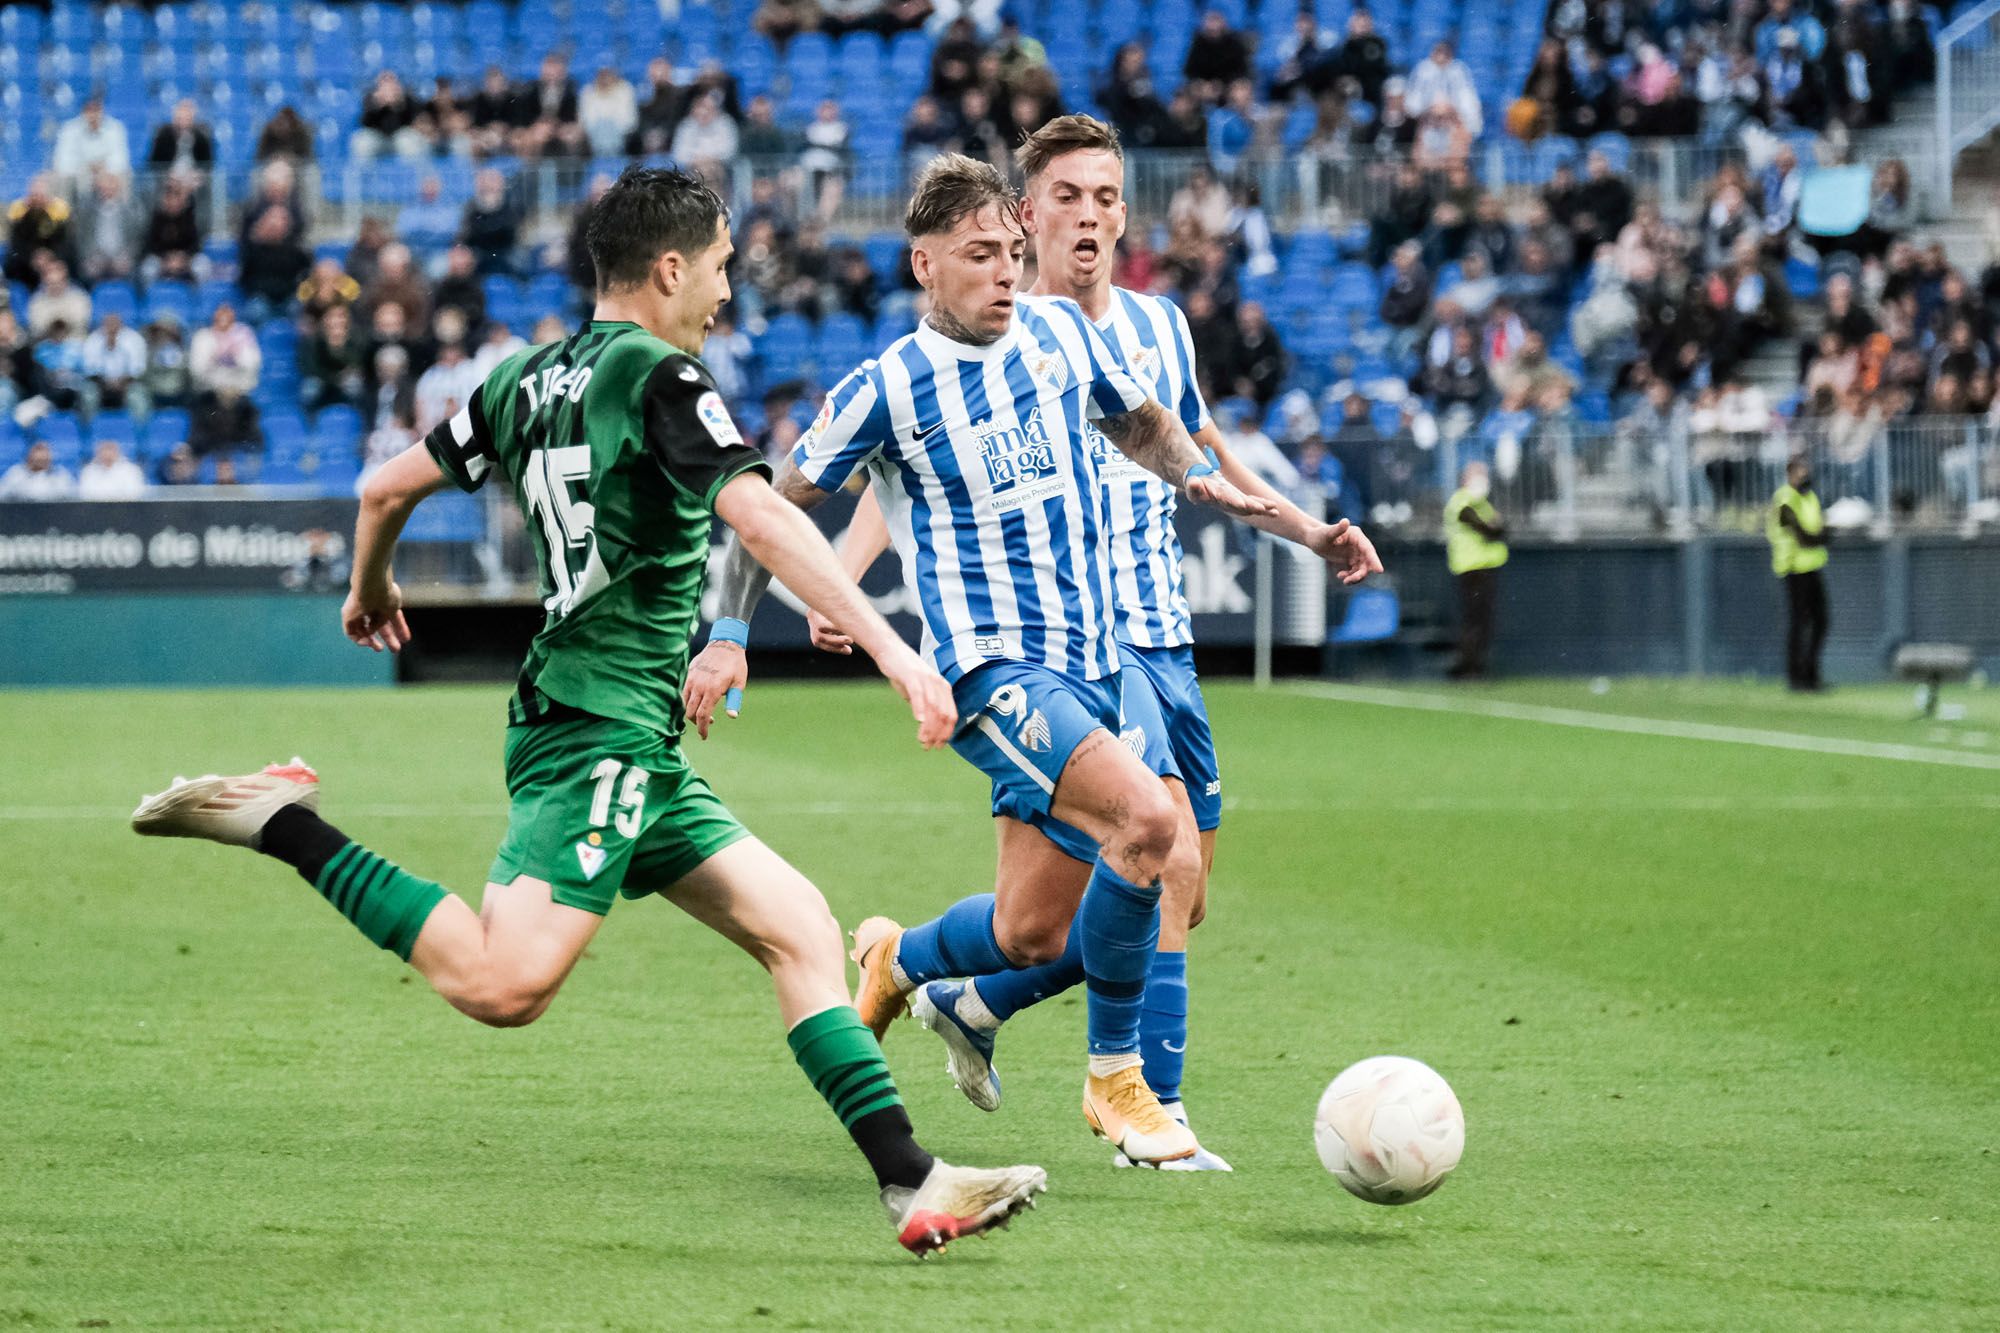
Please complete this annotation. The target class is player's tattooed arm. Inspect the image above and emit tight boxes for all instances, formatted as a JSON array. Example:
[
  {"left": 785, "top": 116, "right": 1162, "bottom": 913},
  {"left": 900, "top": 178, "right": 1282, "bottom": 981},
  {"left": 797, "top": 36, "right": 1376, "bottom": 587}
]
[
  {"left": 710, "top": 457, "right": 832, "bottom": 624},
  {"left": 1097, "top": 400, "right": 1278, "bottom": 521}
]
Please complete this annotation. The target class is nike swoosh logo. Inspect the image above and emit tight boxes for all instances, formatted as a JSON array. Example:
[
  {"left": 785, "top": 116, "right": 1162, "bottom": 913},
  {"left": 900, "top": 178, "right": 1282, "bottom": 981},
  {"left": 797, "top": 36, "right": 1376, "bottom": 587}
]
[
  {"left": 912, "top": 419, "right": 948, "bottom": 444},
  {"left": 1161, "top": 1039, "right": 1186, "bottom": 1053}
]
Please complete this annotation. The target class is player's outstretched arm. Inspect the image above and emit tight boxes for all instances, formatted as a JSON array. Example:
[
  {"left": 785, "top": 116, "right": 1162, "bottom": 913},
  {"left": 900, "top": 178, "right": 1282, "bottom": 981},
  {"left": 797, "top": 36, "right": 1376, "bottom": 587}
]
[
  {"left": 1196, "top": 422, "right": 1384, "bottom": 585},
  {"left": 804, "top": 483, "right": 892, "bottom": 656},
  {"left": 343, "top": 443, "right": 452, "bottom": 651},
  {"left": 1099, "top": 399, "right": 1278, "bottom": 522},
  {"left": 684, "top": 466, "right": 954, "bottom": 748}
]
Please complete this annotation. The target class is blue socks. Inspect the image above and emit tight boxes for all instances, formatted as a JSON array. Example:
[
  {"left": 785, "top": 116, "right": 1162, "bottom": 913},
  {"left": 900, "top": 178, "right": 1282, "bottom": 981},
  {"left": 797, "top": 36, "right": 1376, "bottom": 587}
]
[
  {"left": 1139, "top": 950, "right": 1188, "bottom": 1102},
  {"left": 894, "top": 893, "right": 1010, "bottom": 987},
  {"left": 1079, "top": 860, "right": 1162, "bottom": 1057},
  {"left": 973, "top": 915, "right": 1083, "bottom": 1021}
]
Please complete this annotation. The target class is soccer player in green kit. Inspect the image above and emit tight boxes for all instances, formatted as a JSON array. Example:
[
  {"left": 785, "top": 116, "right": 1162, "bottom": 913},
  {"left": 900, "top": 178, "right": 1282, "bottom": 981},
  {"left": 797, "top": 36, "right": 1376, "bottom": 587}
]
[{"left": 130, "top": 167, "right": 1046, "bottom": 1257}]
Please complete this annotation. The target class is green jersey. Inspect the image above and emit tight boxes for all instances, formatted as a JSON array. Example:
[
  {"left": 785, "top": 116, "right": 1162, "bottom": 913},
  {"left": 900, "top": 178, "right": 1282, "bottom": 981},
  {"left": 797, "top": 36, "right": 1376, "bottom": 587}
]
[{"left": 423, "top": 319, "right": 770, "bottom": 737}]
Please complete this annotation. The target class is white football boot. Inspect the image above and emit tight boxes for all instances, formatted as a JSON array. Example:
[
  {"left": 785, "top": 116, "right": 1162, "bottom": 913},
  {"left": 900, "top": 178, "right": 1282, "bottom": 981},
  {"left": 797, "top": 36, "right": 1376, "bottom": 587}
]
[
  {"left": 882, "top": 1161, "right": 1048, "bottom": 1257},
  {"left": 131, "top": 759, "right": 320, "bottom": 847}
]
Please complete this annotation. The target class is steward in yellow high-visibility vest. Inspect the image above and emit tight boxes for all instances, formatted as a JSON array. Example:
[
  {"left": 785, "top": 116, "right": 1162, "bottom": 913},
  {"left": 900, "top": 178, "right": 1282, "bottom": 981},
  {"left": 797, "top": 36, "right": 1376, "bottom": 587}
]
[
  {"left": 1445, "top": 462, "right": 1507, "bottom": 680},
  {"left": 1766, "top": 454, "right": 1829, "bottom": 692}
]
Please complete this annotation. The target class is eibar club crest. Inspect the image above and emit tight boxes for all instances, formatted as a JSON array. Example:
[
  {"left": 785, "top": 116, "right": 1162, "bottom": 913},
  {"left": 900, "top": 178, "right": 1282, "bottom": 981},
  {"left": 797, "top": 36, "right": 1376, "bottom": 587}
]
[{"left": 575, "top": 841, "right": 607, "bottom": 881}]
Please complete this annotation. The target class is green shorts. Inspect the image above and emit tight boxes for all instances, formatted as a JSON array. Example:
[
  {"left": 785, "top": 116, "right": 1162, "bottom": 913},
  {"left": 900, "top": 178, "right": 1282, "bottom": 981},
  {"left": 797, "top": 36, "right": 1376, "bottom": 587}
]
[{"left": 487, "top": 710, "right": 751, "bottom": 916}]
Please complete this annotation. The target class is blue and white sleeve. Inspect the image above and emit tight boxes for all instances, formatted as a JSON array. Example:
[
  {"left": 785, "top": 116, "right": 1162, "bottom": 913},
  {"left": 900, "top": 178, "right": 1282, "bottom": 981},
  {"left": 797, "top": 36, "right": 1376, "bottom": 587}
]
[
  {"left": 791, "top": 362, "right": 889, "bottom": 492},
  {"left": 1073, "top": 310, "right": 1151, "bottom": 421},
  {"left": 1166, "top": 300, "right": 1213, "bottom": 435}
]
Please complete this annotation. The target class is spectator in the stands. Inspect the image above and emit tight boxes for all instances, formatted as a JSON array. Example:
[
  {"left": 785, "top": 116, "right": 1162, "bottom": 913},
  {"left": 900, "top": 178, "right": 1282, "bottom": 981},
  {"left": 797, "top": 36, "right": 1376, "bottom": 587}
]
[
  {"left": 140, "top": 173, "right": 203, "bottom": 284},
  {"left": 147, "top": 99, "right": 214, "bottom": 177},
  {"left": 354, "top": 71, "right": 427, "bottom": 162},
  {"left": 237, "top": 201, "right": 309, "bottom": 323},
  {"left": 0, "top": 441, "right": 76, "bottom": 501},
  {"left": 297, "top": 258, "right": 362, "bottom": 327},
  {"left": 190, "top": 304, "right": 260, "bottom": 400},
  {"left": 301, "top": 304, "right": 369, "bottom": 413},
  {"left": 361, "top": 244, "right": 431, "bottom": 333},
  {"left": 188, "top": 389, "right": 263, "bottom": 458},
  {"left": 684, "top": 59, "right": 744, "bottom": 121},
  {"left": 365, "top": 302, "right": 430, "bottom": 391},
  {"left": 753, "top": 0, "right": 822, "bottom": 47},
  {"left": 581, "top": 66, "right": 641, "bottom": 160},
  {"left": 799, "top": 100, "right": 852, "bottom": 220},
  {"left": 1169, "top": 165, "right": 1233, "bottom": 243},
  {"left": 432, "top": 246, "right": 487, "bottom": 332},
  {"left": 415, "top": 75, "right": 475, "bottom": 157},
  {"left": 0, "top": 309, "right": 25, "bottom": 416},
  {"left": 1184, "top": 9, "right": 1252, "bottom": 99},
  {"left": 633, "top": 58, "right": 684, "bottom": 156},
  {"left": 1270, "top": 11, "right": 1339, "bottom": 104},
  {"left": 903, "top": 96, "right": 958, "bottom": 175},
  {"left": 1573, "top": 149, "right": 1636, "bottom": 254},
  {"left": 1516, "top": 38, "right": 1575, "bottom": 140},
  {"left": 519, "top": 54, "right": 587, "bottom": 158},
  {"left": 54, "top": 95, "right": 132, "bottom": 190},
  {"left": 6, "top": 173, "right": 78, "bottom": 287},
  {"left": 398, "top": 174, "right": 462, "bottom": 252},
  {"left": 155, "top": 442, "right": 199, "bottom": 486},
  {"left": 1406, "top": 40, "right": 1482, "bottom": 137},
  {"left": 952, "top": 87, "right": 1008, "bottom": 168},
  {"left": 76, "top": 439, "right": 147, "bottom": 500},
  {"left": 1884, "top": 0, "right": 1936, "bottom": 94},
  {"left": 366, "top": 344, "right": 415, "bottom": 434},
  {"left": 703, "top": 308, "right": 754, "bottom": 402},
  {"left": 142, "top": 314, "right": 190, "bottom": 409},
  {"left": 414, "top": 334, "right": 478, "bottom": 435},
  {"left": 1380, "top": 241, "right": 1433, "bottom": 355},
  {"left": 460, "top": 169, "right": 523, "bottom": 277},
  {"left": 255, "top": 105, "right": 314, "bottom": 164},
  {"left": 29, "top": 318, "right": 89, "bottom": 411},
  {"left": 1464, "top": 194, "right": 1517, "bottom": 277},
  {"left": 1422, "top": 323, "right": 1493, "bottom": 415},
  {"left": 1224, "top": 302, "right": 1288, "bottom": 407},
  {"left": 1370, "top": 162, "right": 1433, "bottom": 266},
  {"left": 471, "top": 319, "right": 527, "bottom": 378},
  {"left": 1207, "top": 79, "right": 1260, "bottom": 176},
  {"left": 1859, "top": 159, "right": 1915, "bottom": 258},
  {"left": 1756, "top": 0, "right": 1826, "bottom": 62},
  {"left": 75, "top": 171, "right": 143, "bottom": 285},
  {"left": 738, "top": 96, "right": 795, "bottom": 163},
  {"left": 27, "top": 259, "right": 90, "bottom": 340},
  {"left": 81, "top": 312, "right": 150, "bottom": 420},
  {"left": 1763, "top": 29, "right": 1828, "bottom": 128},
  {"left": 345, "top": 216, "right": 393, "bottom": 290},
  {"left": 471, "top": 65, "right": 524, "bottom": 158},
  {"left": 1412, "top": 104, "right": 1473, "bottom": 172},
  {"left": 672, "top": 93, "right": 741, "bottom": 186}
]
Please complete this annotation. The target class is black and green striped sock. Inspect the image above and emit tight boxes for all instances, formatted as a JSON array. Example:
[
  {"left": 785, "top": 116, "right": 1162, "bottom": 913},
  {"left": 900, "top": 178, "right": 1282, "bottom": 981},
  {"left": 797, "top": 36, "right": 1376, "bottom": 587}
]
[
  {"left": 258, "top": 805, "right": 448, "bottom": 961},
  {"left": 787, "top": 1005, "right": 934, "bottom": 1191}
]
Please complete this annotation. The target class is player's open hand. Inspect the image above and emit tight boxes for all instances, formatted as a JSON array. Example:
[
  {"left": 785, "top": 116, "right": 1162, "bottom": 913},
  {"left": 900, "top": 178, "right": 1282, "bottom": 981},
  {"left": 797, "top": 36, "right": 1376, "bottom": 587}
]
[
  {"left": 342, "top": 581, "right": 411, "bottom": 652},
  {"left": 805, "top": 607, "right": 854, "bottom": 655},
  {"left": 1185, "top": 471, "right": 1280, "bottom": 521},
  {"left": 1311, "top": 519, "right": 1385, "bottom": 586},
  {"left": 682, "top": 641, "right": 747, "bottom": 740},
  {"left": 877, "top": 646, "right": 956, "bottom": 750}
]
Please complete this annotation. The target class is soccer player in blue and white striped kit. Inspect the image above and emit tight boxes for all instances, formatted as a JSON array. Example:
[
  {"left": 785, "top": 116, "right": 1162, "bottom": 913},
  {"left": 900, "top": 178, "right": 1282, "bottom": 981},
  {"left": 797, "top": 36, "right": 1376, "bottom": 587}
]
[
  {"left": 797, "top": 118, "right": 1382, "bottom": 1170},
  {"left": 686, "top": 152, "right": 1281, "bottom": 1166}
]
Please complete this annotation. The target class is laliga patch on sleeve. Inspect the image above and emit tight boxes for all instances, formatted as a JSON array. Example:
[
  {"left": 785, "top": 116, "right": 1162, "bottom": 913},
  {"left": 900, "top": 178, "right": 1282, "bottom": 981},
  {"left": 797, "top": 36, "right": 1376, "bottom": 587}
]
[{"left": 696, "top": 390, "right": 744, "bottom": 448}]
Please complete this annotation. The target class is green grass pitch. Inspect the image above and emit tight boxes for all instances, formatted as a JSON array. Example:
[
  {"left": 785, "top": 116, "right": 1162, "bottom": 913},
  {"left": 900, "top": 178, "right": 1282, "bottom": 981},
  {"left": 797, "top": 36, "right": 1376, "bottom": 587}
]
[{"left": 4, "top": 678, "right": 1997, "bottom": 1330}]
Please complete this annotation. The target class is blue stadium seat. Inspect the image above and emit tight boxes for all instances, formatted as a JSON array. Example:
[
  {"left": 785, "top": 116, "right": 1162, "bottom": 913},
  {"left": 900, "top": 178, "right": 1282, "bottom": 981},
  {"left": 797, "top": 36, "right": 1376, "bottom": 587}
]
[
  {"left": 0, "top": 422, "right": 25, "bottom": 472},
  {"left": 144, "top": 410, "right": 190, "bottom": 460},
  {"left": 35, "top": 414, "right": 84, "bottom": 468},
  {"left": 314, "top": 405, "right": 364, "bottom": 454},
  {"left": 92, "top": 413, "right": 138, "bottom": 451},
  {"left": 94, "top": 281, "right": 140, "bottom": 323},
  {"left": 401, "top": 491, "right": 485, "bottom": 542},
  {"left": 143, "top": 282, "right": 195, "bottom": 328}
]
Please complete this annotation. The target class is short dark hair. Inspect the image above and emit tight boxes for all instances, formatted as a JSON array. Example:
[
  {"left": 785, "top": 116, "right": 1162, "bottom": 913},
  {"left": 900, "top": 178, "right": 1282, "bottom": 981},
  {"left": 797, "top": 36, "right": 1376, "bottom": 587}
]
[
  {"left": 1015, "top": 114, "right": 1124, "bottom": 184},
  {"left": 904, "top": 153, "right": 1020, "bottom": 240},
  {"left": 585, "top": 166, "right": 728, "bottom": 293}
]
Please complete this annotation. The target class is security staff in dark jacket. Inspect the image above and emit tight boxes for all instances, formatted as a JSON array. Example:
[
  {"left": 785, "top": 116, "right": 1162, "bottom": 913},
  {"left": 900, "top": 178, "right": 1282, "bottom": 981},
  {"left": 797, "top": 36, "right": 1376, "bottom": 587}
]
[{"left": 1445, "top": 461, "right": 1508, "bottom": 680}]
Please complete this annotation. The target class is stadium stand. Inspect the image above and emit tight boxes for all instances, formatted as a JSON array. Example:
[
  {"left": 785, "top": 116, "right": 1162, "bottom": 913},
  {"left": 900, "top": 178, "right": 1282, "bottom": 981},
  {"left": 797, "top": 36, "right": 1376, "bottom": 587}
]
[{"left": 0, "top": 0, "right": 1993, "bottom": 535}]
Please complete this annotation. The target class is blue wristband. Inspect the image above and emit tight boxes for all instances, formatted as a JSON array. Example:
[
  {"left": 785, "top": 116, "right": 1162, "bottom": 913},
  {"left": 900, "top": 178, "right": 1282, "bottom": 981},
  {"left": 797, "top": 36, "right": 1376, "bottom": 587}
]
[
  {"left": 709, "top": 616, "right": 749, "bottom": 648},
  {"left": 1183, "top": 447, "right": 1221, "bottom": 485}
]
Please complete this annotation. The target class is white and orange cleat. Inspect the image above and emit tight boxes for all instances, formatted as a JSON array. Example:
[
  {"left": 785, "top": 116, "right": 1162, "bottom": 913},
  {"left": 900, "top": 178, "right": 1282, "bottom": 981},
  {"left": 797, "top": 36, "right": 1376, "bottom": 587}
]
[
  {"left": 1082, "top": 1066, "right": 1198, "bottom": 1165},
  {"left": 883, "top": 1160, "right": 1048, "bottom": 1258},
  {"left": 849, "top": 915, "right": 911, "bottom": 1041},
  {"left": 131, "top": 759, "right": 320, "bottom": 847}
]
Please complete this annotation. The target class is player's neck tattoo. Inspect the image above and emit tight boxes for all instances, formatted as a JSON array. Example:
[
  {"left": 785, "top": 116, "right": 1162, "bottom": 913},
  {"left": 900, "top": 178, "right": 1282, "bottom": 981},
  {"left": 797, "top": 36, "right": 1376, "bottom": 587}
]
[{"left": 930, "top": 306, "right": 1002, "bottom": 347}]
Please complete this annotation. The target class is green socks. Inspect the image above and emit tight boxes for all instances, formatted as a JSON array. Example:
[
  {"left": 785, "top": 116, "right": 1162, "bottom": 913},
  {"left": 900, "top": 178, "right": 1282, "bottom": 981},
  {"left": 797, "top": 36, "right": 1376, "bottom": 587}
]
[
  {"left": 259, "top": 805, "right": 446, "bottom": 961},
  {"left": 788, "top": 1005, "right": 933, "bottom": 1190},
  {"left": 313, "top": 845, "right": 449, "bottom": 961}
]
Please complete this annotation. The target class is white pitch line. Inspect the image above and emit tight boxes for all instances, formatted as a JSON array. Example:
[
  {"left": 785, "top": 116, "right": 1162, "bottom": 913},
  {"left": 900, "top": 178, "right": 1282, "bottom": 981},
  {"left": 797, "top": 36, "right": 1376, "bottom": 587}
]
[
  {"left": 1287, "top": 682, "right": 2000, "bottom": 772},
  {"left": 8, "top": 794, "right": 2000, "bottom": 824}
]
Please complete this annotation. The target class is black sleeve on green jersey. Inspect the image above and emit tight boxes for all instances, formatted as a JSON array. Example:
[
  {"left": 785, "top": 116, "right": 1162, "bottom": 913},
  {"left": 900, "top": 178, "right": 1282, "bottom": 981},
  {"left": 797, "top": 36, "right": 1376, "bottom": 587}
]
[
  {"left": 642, "top": 354, "right": 771, "bottom": 511},
  {"left": 422, "top": 383, "right": 498, "bottom": 493}
]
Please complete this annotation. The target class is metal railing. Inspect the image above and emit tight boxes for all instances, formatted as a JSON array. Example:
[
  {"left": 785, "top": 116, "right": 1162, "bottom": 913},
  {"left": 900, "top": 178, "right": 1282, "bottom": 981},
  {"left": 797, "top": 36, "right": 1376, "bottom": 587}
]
[{"left": 1935, "top": 0, "right": 2000, "bottom": 204}]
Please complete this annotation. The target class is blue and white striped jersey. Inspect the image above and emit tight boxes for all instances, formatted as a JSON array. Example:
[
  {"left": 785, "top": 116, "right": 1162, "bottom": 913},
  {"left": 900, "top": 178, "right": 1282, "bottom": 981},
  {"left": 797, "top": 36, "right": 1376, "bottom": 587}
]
[
  {"left": 1084, "top": 288, "right": 1211, "bottom": 650},
  {"left": 792, "top": 298, "right": 1150, "bottom": 683}
]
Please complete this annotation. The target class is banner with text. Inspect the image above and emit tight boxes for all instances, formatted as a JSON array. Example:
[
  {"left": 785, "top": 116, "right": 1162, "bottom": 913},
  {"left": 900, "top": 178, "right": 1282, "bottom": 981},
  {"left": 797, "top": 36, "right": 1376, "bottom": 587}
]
[{"left": 0, "top": 499, "right": 358, "bottom": 596}]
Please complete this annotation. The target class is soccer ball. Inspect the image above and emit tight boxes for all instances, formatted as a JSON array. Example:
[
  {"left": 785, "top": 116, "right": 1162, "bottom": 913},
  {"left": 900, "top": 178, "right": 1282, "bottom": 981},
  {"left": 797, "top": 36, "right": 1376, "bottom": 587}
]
[{"left": 1314, "top": 1056, "right": 1464, "bottom": 1205}]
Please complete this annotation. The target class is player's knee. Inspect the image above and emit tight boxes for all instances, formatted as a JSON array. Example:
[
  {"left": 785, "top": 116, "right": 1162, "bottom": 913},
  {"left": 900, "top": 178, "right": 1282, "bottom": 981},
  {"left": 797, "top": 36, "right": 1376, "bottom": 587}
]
[
  {"left": 994, "top": 913, "right": 1068, "bottom": 966},
  {"left": 457, "top": 969, "right": 562, "bottom": 1028},
  {"left": 761, "top": 902, "right": 844, "bottom": 975},
  {"left": 1120, "top": 785, "right": 1180, "bottom": 875}
]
